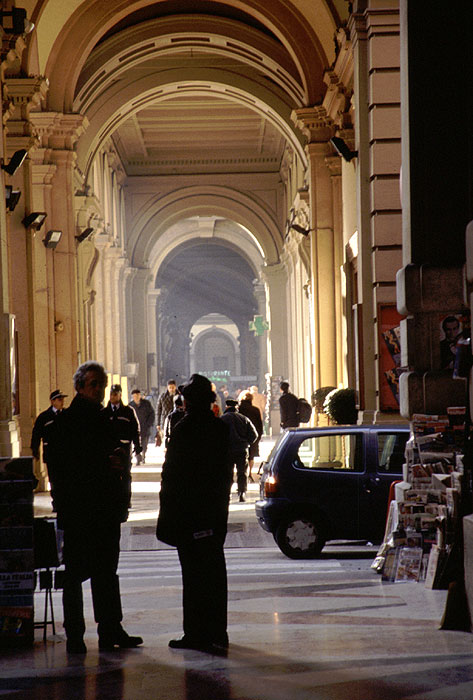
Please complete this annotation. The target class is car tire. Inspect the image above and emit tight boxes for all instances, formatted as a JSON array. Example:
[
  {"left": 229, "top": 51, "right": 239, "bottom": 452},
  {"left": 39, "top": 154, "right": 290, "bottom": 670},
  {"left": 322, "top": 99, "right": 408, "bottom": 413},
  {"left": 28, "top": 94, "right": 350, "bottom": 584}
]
[{"left": 275, "top": 515, "right": 326, "bottom": 559}]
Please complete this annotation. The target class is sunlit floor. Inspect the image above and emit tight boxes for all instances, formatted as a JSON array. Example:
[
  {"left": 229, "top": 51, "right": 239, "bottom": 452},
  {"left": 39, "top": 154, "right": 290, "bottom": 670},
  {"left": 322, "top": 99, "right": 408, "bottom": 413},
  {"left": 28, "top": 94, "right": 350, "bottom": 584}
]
[{"left": 14, "top": 439, "right": 473, "bottom": 699}]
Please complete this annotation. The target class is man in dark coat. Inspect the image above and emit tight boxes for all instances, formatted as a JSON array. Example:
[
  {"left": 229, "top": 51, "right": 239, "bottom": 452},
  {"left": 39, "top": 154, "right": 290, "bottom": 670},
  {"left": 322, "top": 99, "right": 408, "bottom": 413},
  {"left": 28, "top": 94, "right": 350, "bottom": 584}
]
[
  {"left": 30, "top": 389, "right": 67, "bottom": 464},
  {"left": 102, "top": 383, "right": 141, "bottom": 521},
  {"left": 156, "top": 374, "right": 232, "bottom": 652},
  {"left": 238, "top": 391, "right": 263, "bottom": 481},
  {"left": 155, "top": 379, "right": 178, "bottom": 441},
  {"left": 47, "top": 362, "right": 143, "bottom": 654},
  {"left": 129, "top": 388, "right": 155, "bottom": 464},
  {"left": 279, "top": 381, "right": 300, "bottom": 429},
  {"left": 221, "top": 399, "right": 258, "bottom": 502}
]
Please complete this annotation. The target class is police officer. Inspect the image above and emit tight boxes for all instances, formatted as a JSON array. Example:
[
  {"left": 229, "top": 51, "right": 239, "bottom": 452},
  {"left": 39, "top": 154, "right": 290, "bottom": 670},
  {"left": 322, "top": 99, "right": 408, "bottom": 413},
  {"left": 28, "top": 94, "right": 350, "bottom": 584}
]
[
  {"left": 30, "top": 389, "right": 68, "bottom": 463},
  {"left": 103, "top": 384, "right": 141, "bottom": 521}
]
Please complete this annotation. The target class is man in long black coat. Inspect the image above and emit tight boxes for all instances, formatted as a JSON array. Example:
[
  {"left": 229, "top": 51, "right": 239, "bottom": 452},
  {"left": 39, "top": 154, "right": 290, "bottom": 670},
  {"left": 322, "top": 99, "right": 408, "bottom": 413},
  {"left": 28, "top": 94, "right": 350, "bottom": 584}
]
[
  {"left": 47, "top": 362, "right": 143, "bottom": 654},
  {"left": 30, "top": 389, "right": 67, "bottom": 463},
  {"left": 156, "top": 373, "right": 232, "bottom": 652}
]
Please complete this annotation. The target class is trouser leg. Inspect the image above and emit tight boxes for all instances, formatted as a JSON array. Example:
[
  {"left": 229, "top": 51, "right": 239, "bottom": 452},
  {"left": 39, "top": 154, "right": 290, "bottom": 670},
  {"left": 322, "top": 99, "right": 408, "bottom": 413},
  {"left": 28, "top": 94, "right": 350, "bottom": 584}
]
[
  {"left": 235, "top": 453, "right": 248, "bottom": 494},
  {"left": 90, "top": 523, "right": 123, "bottom": 632},
  {"left": 63, "top": 573, "right": 85, "bottom": 639},
  {"left": 177, "top": 536, "right": 227, "bottom": 644}
]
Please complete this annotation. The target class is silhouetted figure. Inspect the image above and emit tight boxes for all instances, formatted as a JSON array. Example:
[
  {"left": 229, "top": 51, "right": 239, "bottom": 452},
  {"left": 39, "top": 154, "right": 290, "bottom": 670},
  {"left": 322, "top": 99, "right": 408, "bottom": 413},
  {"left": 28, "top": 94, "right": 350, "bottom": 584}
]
[
  {"left": 30, "top": 389, "right": 67, "bottom": 464},
  {"left": 221, "top": 399, "right": 257, "bottom": 502},
  {"left": 238, "top": 391, "right": 263, "bottom": 481},
  {"left": 157, "top": 374, "right": 232, "bottom": 652},
  {"left": 279, "top": 381, "right": 299, "bottom": 429},
  {"left": 129, "top": 388, "right": 155, "bottom": 463}
]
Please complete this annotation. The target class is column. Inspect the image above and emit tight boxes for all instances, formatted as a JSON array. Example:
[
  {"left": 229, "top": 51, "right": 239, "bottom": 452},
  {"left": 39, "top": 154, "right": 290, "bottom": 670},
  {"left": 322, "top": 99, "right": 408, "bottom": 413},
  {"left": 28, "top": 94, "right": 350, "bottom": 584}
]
[
  {"left": 396, "top": 2, "right": 472, "bottom": 417},
  {"left": 262, "top": 262, "right": 288, "bottom": 434},
  {"left": 147, "top": 289, "right": 160, "bottom": 389},
  {"left": 292, "top": 108, "right": 338, "bottom": 393},
  {"left": 252, "top": 279, "right": 268, "bottom": 390},
  {"left": 130, "top": 267, "right": 152, "bottom": 391}
]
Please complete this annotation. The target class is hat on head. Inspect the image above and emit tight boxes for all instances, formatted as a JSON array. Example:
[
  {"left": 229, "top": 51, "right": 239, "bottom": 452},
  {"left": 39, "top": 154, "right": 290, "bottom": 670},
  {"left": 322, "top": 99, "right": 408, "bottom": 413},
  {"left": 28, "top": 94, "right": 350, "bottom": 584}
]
[
  {"left": 181, "top": 374, "right": 215, "bottom": 404},
  {"left": 225, "top": 399, "right": 238, "bottom": 407},
  {"left": 111, "top": 384, "right": 122, "bottom": 393},
  {"left": 131, "top": 388, "right": 141, "bottom": 394},
  {"left": 50, "top": 389, "right": 67, "bottom": 401}
]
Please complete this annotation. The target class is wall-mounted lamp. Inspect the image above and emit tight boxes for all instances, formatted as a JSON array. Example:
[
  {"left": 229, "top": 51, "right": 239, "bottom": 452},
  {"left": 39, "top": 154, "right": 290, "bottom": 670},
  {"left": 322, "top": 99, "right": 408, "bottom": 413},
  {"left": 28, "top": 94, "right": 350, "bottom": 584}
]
[
  {"left": 0, "top": 8, "right": 34, "bottom": 35},
  {"left": 5, "top": 185, "right": 21, "bottom": 212},
  {"left": 1, "top": 149, "right": 28, "bottom": 176},
  {"left": 75, "top": 227, "right": 94, "bottom": 243},
  {"left": 43, "top": 230, "right": 62, "bottom": 249},
  {"left": 330, "top": 136, "right": 358, "bottom": 162},
  {"left": 22, "top": 212, "right": 47, "bottom": 230}
]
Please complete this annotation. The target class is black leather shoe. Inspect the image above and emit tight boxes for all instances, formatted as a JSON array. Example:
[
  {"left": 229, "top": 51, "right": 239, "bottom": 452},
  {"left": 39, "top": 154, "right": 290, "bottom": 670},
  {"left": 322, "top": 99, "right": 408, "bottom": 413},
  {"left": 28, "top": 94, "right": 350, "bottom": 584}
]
[
  {"left": 66, "top": 638, "right": 87, "bottom": 654},
  {"left": 239, "top": 493, "right": 246, "bottom": 502},
  {"left": 169, "top": 636, "right": 215, "bottom": 652},
  {"left": 99, "top": 629, "right": 143, "bottom": 650}
]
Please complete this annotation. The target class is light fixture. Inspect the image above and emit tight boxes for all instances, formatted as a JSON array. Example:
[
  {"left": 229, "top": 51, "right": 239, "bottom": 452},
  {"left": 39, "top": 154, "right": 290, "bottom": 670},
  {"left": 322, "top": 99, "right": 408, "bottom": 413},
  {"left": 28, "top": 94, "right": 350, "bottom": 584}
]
[
  {"left": 75, "top": 227, "right": 94, "bottom": 243},
  {"left": 330, "top": 136, "right": 358, "bottom": 162},
  {"left": 1, "top": 149, "right": 28, "bottom": 176},
  {"left": 0, "top": 8, "right": 34, "bottom": 35},
  {"left": 43, "top": 230, "right": 62, "bottom": 249},
  {"left": 5, "top": 185, "right": 21, "bottom": 212},
  {"left": 22, "top": 212, "right": 47, "bottom": 230},
  {"left": 285, "top": 208, "right": 313, "bottom": 237}
]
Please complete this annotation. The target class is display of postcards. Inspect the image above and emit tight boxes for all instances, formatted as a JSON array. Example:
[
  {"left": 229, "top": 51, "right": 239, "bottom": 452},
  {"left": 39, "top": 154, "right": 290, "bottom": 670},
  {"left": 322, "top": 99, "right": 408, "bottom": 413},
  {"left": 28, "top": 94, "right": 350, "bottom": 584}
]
[
  {"left": 424, "top": 504, "right": 447, "bottom": 517},
  {"left": 446, "top": 488, "right": 460, "bottom": 517},
  {"left": 399, "top": 513, "right": 425, "bottom": 529},
  {"left": 395, "top": 547, "right": 423, "bottom": 582},
  {"left": 411, "top": 478, "right": 433, "bottom": 489},
  {"left": 405, "top": 531, "right": 423, "bottom": 548},
  {"left": 431, "top": 473, "right": 451, "bottom": 491},
  {"left": 0, "top": 503, "right": 33, "bottom": 527},
  {"left": 0, "top": 527, "right": 33, "bottom": 550},
  {"left": 381, "top": 548, "right": 399, "bottom": 582},
  {"left": 0, "top": 482, "right": 32, "bottom": 505},
  {"left": 0, "top": 550, "right": 34, "bottom": 573},
  {"left": 398, "top": 502, "right": 426, "bottom": 515},
  {"left": 451, "top": 472, "right": 463, "bottom": 491},
  {"left": 0, "top": 605, "right": 33, "bottom": 648},
  {"left": 0, "top": 572, "right": 34, "bottom": 592},
  {"left": 0, "top": 458, "right": 34, "bottom": 481}
]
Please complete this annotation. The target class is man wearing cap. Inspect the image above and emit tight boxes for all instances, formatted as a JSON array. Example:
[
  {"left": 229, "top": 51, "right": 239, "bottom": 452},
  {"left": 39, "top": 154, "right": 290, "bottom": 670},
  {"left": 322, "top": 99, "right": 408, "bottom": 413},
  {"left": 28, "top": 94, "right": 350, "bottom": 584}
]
[
  {"left": 103, "top": 384, "right": 141, "bottom": 521},
  {"left": 128, "top": 389, "right": 155, "bottom": 464},
  {"left": 156, "top": 373, "right": 232, "bottom": 652},
  {"left": 31, "top": 389, "right": 68, "bottom": 465}
]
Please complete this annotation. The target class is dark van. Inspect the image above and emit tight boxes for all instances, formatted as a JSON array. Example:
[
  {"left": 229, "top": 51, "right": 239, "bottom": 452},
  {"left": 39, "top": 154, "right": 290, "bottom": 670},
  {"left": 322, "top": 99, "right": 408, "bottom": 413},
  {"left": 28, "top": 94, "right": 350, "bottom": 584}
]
[{"left": 255, "top": 425, "right": 409, "bottom": 558}]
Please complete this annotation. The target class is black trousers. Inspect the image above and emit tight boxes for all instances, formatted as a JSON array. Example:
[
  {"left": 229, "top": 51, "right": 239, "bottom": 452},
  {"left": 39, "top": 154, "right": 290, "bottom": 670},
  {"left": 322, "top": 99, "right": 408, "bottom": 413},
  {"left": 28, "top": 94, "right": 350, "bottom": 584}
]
[
  {"left": 232, "top": 452, "right": 248, "bottom": 494},
  {"left": 62, "top": 520, "right": 122, "bottom": 638},
  {"left": 177, "top": 533, "right": 228, "bottom": 644}
]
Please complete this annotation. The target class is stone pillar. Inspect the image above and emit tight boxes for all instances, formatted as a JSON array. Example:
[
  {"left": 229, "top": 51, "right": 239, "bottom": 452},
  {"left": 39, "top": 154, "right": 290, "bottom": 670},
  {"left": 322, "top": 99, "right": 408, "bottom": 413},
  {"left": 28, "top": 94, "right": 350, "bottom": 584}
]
[
  {"left": 147, "top": 289, "right": 160, "bottom": 389},
  {"left": 253, "top": 279, "right": 268, "bottom": 390},
  {"left": 262, "top": 262, "right": 289, "bottom": 434},
  {"left": 396, "top": 2, "right": 472, "bottom": 417},
  {"left": 130, "top": 267, "right": 152, "bottom": 391},
  {"left": 292, "top": 108, "right": 338, "bottom": 393}
]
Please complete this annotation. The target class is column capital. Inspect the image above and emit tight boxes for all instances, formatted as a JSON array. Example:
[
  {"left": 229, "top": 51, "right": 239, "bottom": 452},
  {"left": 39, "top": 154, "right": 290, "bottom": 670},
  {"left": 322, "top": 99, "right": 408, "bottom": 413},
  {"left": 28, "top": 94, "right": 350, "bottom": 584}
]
[
  {"left": 325, "top": 155, "right": 342, "bottom": 177},
  {"left": 0, "top": 28, "right": 26, "bottom": 78},
  {"left": 29, "top": 112, "right": 88, "bottom": 150},
  {"left": 291, "top": 106, "right": 335, "bottom": 143}
]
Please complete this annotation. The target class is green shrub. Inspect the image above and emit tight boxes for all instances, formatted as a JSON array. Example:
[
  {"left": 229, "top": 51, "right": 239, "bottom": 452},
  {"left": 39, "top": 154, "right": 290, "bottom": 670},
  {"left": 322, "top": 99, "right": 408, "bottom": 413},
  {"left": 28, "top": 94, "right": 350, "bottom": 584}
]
[
  {"left": 323, "top": 388, "right": 358, "bottom": 425},
  {"left": 311, "top": 386, "right": 336, "bottom": 412}
]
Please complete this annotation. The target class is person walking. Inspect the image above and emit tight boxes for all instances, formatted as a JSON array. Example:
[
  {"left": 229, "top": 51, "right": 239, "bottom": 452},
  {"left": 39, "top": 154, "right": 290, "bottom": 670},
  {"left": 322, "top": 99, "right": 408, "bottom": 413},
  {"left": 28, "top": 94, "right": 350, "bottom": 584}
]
[
  {"left": 163, "top": 393, "right": 185, "bottom": 448},
  {"left": 155, "top": 379, "right": 178, "bottom": 444},
  {"left": 129, "top": 389, "right": 155, "bottom": 463},
  {"left": 156, "top": 374, "right": 232, "bottom": 652},
  {"left": 103, "top": 384, "right": 141, "bottom": 520},
  {"left": 30, "top": 389, "right": 68, "bottom": 465},
  {"left": 238, "top": 391, "right": 263, "bottom": 482},
  {"left": 279, "top": 381, "right": 299, "bottom": 429},
  {"left": 220, "top": 399, "right": 258, "bottom": 502},
  {"left": 250, "top": 385, "right": 266, "bottom": 422},
  {"left": 46, "top": 362, "right": 143, "bottom": 654}
]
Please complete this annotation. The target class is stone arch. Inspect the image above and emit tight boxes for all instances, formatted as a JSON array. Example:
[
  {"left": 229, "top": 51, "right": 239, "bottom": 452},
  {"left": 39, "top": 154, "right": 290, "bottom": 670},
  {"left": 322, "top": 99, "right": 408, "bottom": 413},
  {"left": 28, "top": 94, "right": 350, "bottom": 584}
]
[
  {"left": 33, "top": 0, "right": 339, "bottom": 111},
  {"left": 128, "top": 185, "right": 283, "bottom": 269},
  {"left": 190, "top": 325, "right": 241, "bottom": 376},
  {"left": 76, "top": 71, "right": 307, "bottom": 179}
]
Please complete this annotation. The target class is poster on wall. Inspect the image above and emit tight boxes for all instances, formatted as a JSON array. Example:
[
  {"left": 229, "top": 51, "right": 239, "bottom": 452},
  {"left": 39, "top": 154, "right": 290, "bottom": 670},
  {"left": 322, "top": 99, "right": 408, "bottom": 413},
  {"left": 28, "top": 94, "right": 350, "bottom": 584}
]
[
  {"left": 439, "top": 312, "right": 470, "bottom": 371},
  {"left": 378, "top": 305, "right": 404, "bottom": 412}
]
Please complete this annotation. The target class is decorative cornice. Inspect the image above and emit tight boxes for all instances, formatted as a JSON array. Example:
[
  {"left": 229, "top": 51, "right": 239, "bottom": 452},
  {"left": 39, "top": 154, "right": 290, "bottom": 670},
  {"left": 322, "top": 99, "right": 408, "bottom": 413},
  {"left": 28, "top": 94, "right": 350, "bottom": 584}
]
[
  {"left": 325, "top": 155, "right": 342, "bottom": 177},
  {"left": 291, "top": 106, "right": 335, "bottom": 143},
  {"left": 29, "top": 112, "right": 89, "bottom": 150}
]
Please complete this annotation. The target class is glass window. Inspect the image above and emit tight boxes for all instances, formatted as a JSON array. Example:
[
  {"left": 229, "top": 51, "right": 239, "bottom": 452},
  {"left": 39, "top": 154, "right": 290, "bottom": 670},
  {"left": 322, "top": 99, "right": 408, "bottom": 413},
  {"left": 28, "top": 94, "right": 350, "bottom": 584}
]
[
  {"left": 377, "top": 432, "right": 408, "bottom": 473},
  {"left": 296, "top": 433, "right": 363, "bottom": 471}
]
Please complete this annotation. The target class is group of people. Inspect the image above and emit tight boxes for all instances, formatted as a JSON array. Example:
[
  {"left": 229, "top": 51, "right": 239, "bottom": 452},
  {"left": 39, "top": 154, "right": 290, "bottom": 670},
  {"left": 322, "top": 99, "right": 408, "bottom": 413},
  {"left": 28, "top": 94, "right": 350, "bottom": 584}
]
[{"left": 31, "top": 364, "right": 269, "bottom": 654}]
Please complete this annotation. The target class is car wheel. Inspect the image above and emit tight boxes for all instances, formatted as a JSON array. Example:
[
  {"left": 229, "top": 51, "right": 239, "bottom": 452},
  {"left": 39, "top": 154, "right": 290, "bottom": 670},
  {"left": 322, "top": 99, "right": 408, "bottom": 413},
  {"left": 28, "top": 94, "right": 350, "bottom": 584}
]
[{"left": 275, "top": 515, "right": 326, "bottom": 559}]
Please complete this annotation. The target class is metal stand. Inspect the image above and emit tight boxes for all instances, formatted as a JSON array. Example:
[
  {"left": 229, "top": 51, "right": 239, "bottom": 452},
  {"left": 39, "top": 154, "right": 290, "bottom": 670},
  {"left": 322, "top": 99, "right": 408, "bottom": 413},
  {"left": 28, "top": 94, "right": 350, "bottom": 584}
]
[{"left": 34, "top": 569, "right": 56, "bottom": 641}]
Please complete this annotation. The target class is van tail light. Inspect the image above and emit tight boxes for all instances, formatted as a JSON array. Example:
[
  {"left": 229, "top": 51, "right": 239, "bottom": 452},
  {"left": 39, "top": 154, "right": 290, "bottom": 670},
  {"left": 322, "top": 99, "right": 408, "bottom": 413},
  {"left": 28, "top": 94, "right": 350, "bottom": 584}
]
[{"left": 264, "top": 475, "right": 279, "bottom": 498}]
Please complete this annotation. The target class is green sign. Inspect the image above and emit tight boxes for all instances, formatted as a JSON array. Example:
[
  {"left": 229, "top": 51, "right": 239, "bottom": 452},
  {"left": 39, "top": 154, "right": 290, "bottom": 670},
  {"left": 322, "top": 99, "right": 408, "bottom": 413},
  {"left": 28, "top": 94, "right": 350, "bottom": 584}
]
[{"left": 249, "top": 315, "right": 269, "bottom": 336}]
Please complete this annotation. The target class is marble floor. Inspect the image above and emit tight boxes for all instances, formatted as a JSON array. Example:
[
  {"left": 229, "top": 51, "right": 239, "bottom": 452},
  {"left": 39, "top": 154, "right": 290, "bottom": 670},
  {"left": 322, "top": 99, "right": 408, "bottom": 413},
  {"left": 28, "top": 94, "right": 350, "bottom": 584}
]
[{"left": 8, "top": 439, "right": 473, "bottom": 699}]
